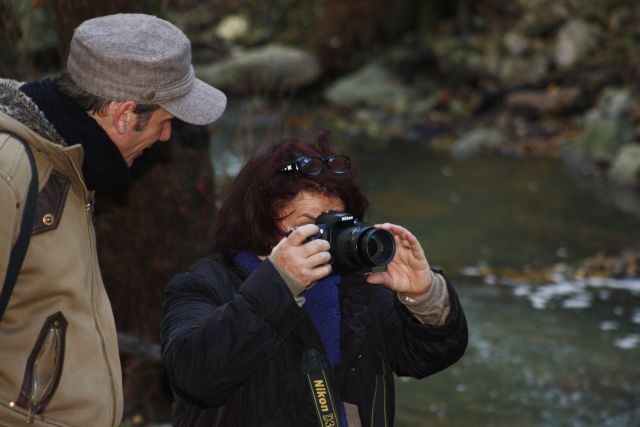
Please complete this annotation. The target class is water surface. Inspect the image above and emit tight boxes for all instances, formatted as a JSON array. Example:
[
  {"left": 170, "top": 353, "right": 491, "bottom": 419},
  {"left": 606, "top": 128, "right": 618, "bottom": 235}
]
[{"left": 210, "top": 106, "right": 640, "bottom": 427}]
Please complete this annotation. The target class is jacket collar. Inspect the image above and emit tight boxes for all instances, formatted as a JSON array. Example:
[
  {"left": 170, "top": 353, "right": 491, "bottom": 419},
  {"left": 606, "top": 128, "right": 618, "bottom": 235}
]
[{"left": 0, "top": 78, "right": 65, "bottom": 146}]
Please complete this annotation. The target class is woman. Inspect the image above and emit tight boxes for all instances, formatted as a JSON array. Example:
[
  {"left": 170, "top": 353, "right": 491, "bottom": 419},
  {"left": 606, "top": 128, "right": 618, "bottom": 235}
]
[{"left": 160, "top": 134, "right": 468, "bottom": 426}]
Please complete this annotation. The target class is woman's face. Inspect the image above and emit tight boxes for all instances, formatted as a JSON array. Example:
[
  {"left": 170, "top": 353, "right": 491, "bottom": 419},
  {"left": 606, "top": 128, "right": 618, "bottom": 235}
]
[{"left": 276, "top": 191, "right": 345, "bottom": 233}]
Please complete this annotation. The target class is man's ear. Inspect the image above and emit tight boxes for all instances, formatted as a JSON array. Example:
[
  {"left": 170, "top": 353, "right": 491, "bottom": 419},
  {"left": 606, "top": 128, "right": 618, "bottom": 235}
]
[{"left": 112, "top": 100, "right": 137, "bottom": 134}]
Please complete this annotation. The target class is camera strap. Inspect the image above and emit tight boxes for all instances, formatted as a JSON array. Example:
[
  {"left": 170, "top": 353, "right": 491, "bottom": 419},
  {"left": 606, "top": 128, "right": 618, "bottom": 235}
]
[
  {"left": 302, "top": 348, "right": 342, "bottom": 427},
  {"left": 297, "top": 320, "right": 343, "bottom": 427},
  {"left": 0, "top": 131, "right": 38, "bottom": 325}
]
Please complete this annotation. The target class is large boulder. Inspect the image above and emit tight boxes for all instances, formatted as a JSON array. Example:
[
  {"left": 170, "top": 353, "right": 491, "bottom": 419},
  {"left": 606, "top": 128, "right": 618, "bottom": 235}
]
[
  {"left": 572, "top": 87, "right": 635, "bottom": 163},
  {"left": 452, "top": 128, "right": 506, "bottom": 159},
  {"left": 497, "top": 53, "right": 550, "bottom": 88},
  {"left": 429, "top": 35, "right": 492, "bottom": 80},
  {"left": 553, "top": 19, "right": 601, "bottom": 70},
  {"left": 196, "top": 44, "right": 321, "bottom": 93},
  {"left": 608, "top": 144, "right": 640, "bottom": 188},
  {"left": 505, "top": 86, "right": 581, "bottom": 115},
  {"left": 429, "top": 34, "right": 549, "bottom": 89},
  {"left": 324, "top": 62, "right": 414, "bottom": 111}
]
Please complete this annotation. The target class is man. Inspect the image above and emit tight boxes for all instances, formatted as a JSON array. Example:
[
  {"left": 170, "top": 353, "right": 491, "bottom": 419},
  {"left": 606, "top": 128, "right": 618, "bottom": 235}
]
[{"left": 0, "top": 13, "right": 226, "bottom": 426}]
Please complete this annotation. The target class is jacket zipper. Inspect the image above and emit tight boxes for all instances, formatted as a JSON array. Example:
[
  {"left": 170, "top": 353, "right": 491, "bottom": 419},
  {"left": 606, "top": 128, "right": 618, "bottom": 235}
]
[
  {"left": 69, "top": 158, "right": 117, "bottom": 426},
  {"left": 381, "top": 359, "right": 387, "bottom": 426},
  {"left": 370, "top": 353, "right": 388, "bottom": 427}
]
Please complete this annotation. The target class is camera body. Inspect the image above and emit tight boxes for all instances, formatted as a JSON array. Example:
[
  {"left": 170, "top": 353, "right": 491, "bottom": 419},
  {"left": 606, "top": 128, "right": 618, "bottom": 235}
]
[{"left": 307, "top": 211, "right": 396, "bottom": 275}]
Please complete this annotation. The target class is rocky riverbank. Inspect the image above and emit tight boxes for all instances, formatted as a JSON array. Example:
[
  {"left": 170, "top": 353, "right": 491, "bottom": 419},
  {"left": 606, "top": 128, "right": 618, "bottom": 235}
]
[
  {"left": 183, "top": 1, "right": 640, "bottom": 190},
  {"left": 6, "top": 1, "right": 640, "bottom": 189}
]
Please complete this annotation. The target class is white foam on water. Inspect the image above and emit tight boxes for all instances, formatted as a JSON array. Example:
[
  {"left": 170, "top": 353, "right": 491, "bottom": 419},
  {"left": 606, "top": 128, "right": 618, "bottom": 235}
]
[
  {"left": 507, "top": 277, "right": 640, "bottom": 310},
  {"left": 599, "top": 321, "right": 618, "bottom": 331},
  {"left": 614, "top": 334, "right": 640, "bottom": 350}
]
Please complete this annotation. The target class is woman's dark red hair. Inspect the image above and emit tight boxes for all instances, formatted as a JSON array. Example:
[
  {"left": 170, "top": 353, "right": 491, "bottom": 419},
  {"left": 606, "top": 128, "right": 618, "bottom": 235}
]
[{"left": 213, "top": 132, "right": 369, "bottom": 259}]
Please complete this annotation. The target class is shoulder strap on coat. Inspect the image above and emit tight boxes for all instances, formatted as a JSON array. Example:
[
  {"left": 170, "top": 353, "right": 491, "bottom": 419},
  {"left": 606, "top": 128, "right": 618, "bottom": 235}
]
[{"left": 0, "top": 130, "right": 39, "bottom": 323}]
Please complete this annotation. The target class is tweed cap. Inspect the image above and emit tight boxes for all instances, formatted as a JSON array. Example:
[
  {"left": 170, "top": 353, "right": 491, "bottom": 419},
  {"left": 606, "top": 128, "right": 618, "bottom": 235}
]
[{"left": 67, "top": 13, "right": 226, "bottom": 125}]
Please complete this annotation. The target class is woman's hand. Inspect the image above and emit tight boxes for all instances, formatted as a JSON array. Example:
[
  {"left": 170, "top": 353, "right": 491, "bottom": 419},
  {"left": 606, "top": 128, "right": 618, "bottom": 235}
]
[
  {"left": 269, "top": 224, "right": 332, "bottom": 296},
  {"left": 365, "top": 223, "right": 432, "bottom": 298}
]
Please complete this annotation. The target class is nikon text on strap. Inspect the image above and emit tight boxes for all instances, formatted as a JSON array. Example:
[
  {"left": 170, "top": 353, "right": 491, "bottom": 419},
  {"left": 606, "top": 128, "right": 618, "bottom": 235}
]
[
  {"left": 302, "top": 348, "right": 342, "bottom": 427},
  {"left": 0, "top": 131, "right": 39, "bottom": 323}
]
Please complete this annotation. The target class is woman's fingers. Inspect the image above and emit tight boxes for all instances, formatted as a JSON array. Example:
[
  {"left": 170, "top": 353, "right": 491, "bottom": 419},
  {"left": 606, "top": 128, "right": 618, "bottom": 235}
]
[
  {"left": 286, "top": 224, "right": 320, "bottom": 245},
  {"left": 307, "top": 250, "right": 332, "bottom": 268},
  {"left": 365, "top": 271, "right": 391, "bottom": 286},
  {"left": 270, "top": 225, "right": 333, "bottom": 294}
]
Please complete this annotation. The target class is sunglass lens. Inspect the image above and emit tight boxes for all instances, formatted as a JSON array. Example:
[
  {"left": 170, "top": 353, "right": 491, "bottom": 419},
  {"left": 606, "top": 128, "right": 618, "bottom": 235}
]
[
  {"left": 327, "top": 156, "right": 350, "bottom": 173},
  {"left": 298, "top": 157, "right": 323, "bottom": 175}
]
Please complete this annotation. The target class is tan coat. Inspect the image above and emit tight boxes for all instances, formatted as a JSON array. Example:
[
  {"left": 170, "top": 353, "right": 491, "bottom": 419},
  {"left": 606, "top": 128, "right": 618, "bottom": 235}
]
[{"left": 0, "top": 80, "right": 122, "bottom": 426}]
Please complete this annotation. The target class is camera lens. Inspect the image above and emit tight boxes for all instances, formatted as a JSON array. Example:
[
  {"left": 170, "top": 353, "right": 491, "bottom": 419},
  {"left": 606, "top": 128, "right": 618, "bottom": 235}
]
[
  {"left": 358, "top": 228, "right": 395, "bottom": 266},
  {"left": 331, "top": 225, "right": 396, "bottom": 273}
]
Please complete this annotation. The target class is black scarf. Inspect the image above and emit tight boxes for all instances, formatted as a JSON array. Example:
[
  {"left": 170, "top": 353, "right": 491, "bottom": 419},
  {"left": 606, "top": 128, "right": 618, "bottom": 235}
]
[{"left": 20, "top": 78, "right": 130, "bottom": 192}]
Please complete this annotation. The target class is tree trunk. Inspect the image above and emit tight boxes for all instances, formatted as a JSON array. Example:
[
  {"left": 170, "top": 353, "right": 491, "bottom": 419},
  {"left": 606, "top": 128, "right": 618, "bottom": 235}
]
[{"left": 0, "top": 0, "right": 31, "bottom": 78}]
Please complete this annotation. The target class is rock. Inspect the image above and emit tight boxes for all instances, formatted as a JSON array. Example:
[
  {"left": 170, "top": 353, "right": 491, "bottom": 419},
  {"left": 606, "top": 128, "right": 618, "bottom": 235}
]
[
  {"left": 608, "top": 144, "right": 640, "bottom": 188},
  {"left": 428, "top": 35, "right": 490, "bottom": 78},
  {"left": 503, "top": 31, "right": 531, "bottom": 56},
  {"left": 572, "top": 87, "right": 635, "bottom": 163},
  {"left": 324, "top": 62, "right": 414, "bottom": 111},
  {"left": 452, "top": 128, "right": 506, "bottom": 159},
  {"left": 498, "top": 53, "right": 550, "bottom": 87},
  {"left": 196, "top": 44, "right": 321, "bottom": 93},
  {"left": 429, "top": 34, "right": 549, "bottom": 89},
  {"left": 574, "top": 120, "right": 632, "bottom": 163},
  {"left": 505, "top": 86, "right": 581, "bottom": 114},
  {"left": 553, "top": 19, "right": 601, "bottom": 69},
  {"left": 586, "top": 87, "right": 634, "bottom": 124},
  {"left": 215, "top": 14, "right": 249, "bottom": 43}
]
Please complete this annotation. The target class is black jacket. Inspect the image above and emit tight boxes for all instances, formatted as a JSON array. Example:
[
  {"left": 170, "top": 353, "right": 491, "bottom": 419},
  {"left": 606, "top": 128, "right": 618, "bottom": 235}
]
[{"left": 160, "top": 254, "right": 468, "bottom": 426}]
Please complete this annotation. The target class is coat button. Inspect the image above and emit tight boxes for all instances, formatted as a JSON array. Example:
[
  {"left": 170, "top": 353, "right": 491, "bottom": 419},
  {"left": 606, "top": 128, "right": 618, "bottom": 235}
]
[{"left": 42, "top": 213, "right": 55, "bottom": 226}]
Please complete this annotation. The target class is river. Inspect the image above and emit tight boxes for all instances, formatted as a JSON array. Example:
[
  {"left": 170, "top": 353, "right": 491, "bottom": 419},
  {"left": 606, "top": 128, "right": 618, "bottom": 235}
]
[{"left": 210, "top": 102, "right": 640, "bottom": 427}]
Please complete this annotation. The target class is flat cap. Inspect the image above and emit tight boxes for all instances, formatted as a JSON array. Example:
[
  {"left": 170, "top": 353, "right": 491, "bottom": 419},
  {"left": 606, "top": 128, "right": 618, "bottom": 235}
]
[{"left": 67, "top": 13, "right": 226, "bottom": 125}]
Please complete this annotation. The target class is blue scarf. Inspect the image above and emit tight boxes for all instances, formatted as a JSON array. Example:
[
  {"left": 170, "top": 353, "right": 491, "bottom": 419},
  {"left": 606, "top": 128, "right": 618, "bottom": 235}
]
[
  {"left": 233, "top": 251, "right": 342, "bottom": 366},
  {"left": 234, "top": 251, "right": 348, "bottom": 426}
]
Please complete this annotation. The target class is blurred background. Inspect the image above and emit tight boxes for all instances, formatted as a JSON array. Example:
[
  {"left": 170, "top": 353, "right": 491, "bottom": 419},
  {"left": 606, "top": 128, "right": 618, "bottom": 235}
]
[{"left": 2, "top": 0, "right": 639, "bottom": 425}]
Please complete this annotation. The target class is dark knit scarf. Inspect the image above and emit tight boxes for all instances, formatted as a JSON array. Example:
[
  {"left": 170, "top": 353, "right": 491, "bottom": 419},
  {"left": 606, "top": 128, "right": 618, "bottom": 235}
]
[
  {"left": 233, "top": 250, "right": 343, "bottom": 366},
  {"left": 20, "top": 78, "right": 130, "bottom": 191},
  {"left": 234, "top": 250, "right": 348, "bottom": 426}
]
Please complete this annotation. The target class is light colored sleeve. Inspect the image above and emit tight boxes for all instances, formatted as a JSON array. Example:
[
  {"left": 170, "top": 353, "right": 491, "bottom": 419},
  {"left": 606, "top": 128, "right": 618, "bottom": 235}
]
[
  {"left": 294, "top": 295, "right": 306, "bottom": 307},
  {"left": 397, "top": 270, "right": 451, "bottom": 326}
]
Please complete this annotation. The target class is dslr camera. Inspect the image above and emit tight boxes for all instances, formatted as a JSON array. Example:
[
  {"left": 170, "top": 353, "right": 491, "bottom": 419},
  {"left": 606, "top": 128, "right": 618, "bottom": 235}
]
[{"left": 306, "top": 211, "right": 396, "bottom": 275}]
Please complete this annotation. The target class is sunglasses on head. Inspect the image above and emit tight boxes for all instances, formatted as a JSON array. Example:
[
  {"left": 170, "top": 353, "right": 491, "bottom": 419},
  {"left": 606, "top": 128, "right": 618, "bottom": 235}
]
[{"left": 279, "top": 155, "right": 351, "bottom": 176}]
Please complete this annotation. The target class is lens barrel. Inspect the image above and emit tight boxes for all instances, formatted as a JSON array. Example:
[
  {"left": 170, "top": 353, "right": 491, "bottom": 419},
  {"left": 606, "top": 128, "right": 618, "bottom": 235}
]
[
  {"left": 358, "top": 228, "right": 396, "bottom": 266},
  {"left": 332, "top": 225, "right": 395, "bottom": 273}
]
